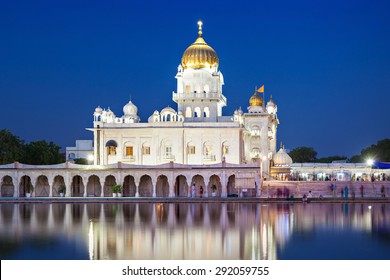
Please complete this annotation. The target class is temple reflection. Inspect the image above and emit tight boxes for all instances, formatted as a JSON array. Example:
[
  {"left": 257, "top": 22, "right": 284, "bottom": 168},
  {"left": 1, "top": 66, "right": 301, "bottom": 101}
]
[{"left": 0, "top": 202, "right": 388, "bottom": 260}]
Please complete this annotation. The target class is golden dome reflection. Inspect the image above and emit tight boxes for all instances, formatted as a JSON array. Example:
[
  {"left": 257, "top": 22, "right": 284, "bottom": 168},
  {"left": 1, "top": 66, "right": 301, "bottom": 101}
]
[{"left": 181, "top": 21, "right": 219, "bottom": 69}]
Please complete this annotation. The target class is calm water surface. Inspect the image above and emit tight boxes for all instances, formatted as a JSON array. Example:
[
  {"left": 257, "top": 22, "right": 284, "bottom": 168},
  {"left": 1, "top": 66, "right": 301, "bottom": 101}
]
[{"left": 0, "top": 202, "right": 389, "bottom": 260}]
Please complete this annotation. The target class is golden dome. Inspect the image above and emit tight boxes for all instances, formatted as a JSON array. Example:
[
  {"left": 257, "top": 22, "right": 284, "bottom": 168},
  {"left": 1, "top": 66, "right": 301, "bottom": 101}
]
[
  {"left": 181, "top": 21, "right": 219, "bottom": 69},
  {"left": 249, "top": 92, "right": 263, "bottom": 107}
]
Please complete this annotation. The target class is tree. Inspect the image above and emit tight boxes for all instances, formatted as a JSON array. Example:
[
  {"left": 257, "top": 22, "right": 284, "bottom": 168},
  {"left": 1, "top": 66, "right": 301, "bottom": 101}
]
[
  {"left": 0, "top": 129, "right": 25, "bottom": 164},
  {"left": 74, "top": 158, "right": 89, "bottom": 165},
  {"left": 361, "top": 139, "right": 390, "bottom": 162},
  {"left": 288, "top": 146, "right": 317, "bottom": 163},
  {"left": 22, "top": 140, "right": 63, "bottom": 165}
]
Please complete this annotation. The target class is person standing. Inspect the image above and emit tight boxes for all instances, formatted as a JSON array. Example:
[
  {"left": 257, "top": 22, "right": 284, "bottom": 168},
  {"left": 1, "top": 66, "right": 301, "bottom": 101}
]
[
  {"left": 199, "top": 185, "right": 204, "bottom": 198},
  {"left": 360, "top": 185, "right": 364, "bottom": 198},
  {"left": 381, "top": 185, "right": 385, "bottom": 198},
  {"left": 191, "top": 184, "right": 196, "bottom": 198}
]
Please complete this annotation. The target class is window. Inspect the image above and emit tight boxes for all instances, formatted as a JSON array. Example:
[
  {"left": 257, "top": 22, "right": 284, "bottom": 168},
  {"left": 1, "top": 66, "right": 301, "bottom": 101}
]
[
  {"left": 188, "top": 146, "right": 196, "bottom": 155},
  {"left": 204, "top": 146, "right": 212, "bottom": 155},
  {"left": 165, "top": 147, "right": 172, "bottom": 158},
  {"left": 223, "top": 145, "right": 229, "bottom": 155},
  {"left": 108, "top": 146, "right": 116, "bottom": 156},
  {"left": 126, "top": 146, "right": 133, "bottom": 156},
  {"left": 143, "top": 146, "right": 150, "bottom": 155}
]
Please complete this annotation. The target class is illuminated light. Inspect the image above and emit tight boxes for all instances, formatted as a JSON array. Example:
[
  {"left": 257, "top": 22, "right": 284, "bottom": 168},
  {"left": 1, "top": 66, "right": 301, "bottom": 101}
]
[
  {"left": 88, "top": 220, "right": 94, "bottom": 260},
  {"left": 367, "top": 159, "right": 374, "bottom": 166},
  {"left": 87, "top": 154, "right": 94, "bottom": 162},
  {"left": 368, "top": 205, "right": 372, "bottom": 210}
]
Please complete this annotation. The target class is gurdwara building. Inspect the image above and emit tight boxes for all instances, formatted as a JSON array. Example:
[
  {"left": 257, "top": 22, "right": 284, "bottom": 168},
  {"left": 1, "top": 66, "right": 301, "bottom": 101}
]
[{"left": 90, "top": 21, "right": 279, "bottom": 176}]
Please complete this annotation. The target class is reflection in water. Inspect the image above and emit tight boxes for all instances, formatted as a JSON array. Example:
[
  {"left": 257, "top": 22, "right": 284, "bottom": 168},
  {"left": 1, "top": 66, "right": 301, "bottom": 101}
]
[{"left": 0, "top": 202, "right": 389, "bottom": 260}]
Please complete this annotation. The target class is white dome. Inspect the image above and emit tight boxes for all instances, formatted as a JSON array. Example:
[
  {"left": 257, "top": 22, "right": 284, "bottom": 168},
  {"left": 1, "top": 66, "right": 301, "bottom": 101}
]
[
  {"left": 123, "top": 101, "right": 138, "bottom": 116},
  {"left": 273, "top": 145, "right": 293, "bottom": 166},
  {"left": 161, "top": 106, "right": 176, "bottom": 115},
  {"left": 95, "top": 106, "right": 103, "bottom": 114}
]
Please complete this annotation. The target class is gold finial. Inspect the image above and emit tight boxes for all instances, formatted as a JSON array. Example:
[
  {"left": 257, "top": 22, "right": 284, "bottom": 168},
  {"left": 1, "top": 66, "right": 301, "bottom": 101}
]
[{"left": 197, "top": 20, "right": 203, "bottom": 37}]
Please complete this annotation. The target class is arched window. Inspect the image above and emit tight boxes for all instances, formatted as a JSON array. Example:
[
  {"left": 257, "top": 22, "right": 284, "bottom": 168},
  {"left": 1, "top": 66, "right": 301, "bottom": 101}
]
[
  {"left": 106, "top": 140, "right": 117, "bottom": 156},
  {"left": 194, "top": 107, "right": 201, "bottom": 118},
  {"left": 203, "top": 107, "right": 210, "bottom": 118},
  {"left": 186, "top": 107, "right": 192, "bottom": 118}
]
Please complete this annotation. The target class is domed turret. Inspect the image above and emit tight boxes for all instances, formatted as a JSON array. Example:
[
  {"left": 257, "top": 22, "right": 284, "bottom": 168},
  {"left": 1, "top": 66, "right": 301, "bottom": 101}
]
[
  {"left": 95, "top": 106, "right": 103, "bottom": 114},
  {"left": 249, "top": 92, "right": 263, "bottom": 107},
  {"left": 122, "top": 101, "right": 139, "bottom": 123},
  {"left": 266, "top": 95, "right": 277, "bottom": 114},
  {"left": 273, "top": 143, "right": 293, "bottom": 166},
  {"left": 181, "top": 21, "right": 219, "bottom": 69},
  {"left": 123, "top": 101, "right": 138, "bottom": 117}
]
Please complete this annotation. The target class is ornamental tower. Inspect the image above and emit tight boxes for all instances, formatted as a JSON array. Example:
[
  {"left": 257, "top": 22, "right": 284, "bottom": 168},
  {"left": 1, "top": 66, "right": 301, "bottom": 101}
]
[{"left": 173, "top": 21, "right": 226, "bottom": 122}]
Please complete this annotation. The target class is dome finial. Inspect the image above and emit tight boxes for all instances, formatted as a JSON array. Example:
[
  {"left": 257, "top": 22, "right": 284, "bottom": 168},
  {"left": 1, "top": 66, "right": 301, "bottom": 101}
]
[{"left": 197, "top": 20, "right": 203, "bottom": 37}]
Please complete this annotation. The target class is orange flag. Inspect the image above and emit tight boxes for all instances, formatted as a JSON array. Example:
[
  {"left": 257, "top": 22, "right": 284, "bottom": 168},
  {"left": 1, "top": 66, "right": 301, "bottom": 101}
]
[{"left": 257, "top": 85, "right": 264, "bottom": 93}]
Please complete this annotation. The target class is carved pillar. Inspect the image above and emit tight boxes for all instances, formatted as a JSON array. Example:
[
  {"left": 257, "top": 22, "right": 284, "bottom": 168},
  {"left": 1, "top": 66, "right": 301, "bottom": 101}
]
[
  {"left": 221, "top": 171, "right": 227, "bottom": 198},
  {"left": 168, "top": 173, "right": 175, "bottom": 198},
  {"left": 82, "top": 175, "right": 89, "bottom": 197}
]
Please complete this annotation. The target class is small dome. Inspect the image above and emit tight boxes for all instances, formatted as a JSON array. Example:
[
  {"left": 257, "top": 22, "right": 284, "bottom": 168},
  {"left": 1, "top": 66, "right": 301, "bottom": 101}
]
[
  {"left": 273, "top": 144, "right": 293, "bottom": 166},
  {"left": 123, "top": 101, "right": 138, "bottom": 116},
  {"left": 249, "top": 92, "right": 263, "bottom": 107},
  {"left": 161, "top": 106, "right": 176, "bottom": 115},
  {"left": 95, "top": 106, "right": 103, "bottom": 113},
  {"left": 181, "top": 21, "right": 219, "bottom": 69}
]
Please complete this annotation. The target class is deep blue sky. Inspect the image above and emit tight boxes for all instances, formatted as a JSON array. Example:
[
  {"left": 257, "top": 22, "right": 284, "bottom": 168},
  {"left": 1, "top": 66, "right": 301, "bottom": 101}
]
[{"left": 0, "top": 0, "right": 389, "bottom": 158}]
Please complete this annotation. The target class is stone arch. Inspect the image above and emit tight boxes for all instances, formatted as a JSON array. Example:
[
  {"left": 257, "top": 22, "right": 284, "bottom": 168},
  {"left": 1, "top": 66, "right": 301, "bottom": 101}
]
[
  {"left": 87, "top": 175, "right": 101, "bottom": 197},
  {"left": 207, "top": 174, "right": 222, "bottom": 197},
  {"left": 139, "top": 175, "right": 153, "bottom": 197},
  {"left": 191, "top": 175, "right": 206, "bottom": 198},
  {"left": 174, "top": 175, "right": 188, "bottom": 197},
  {"left": 123, "top": 175, "right": 136, "bottom": 197},
  {"left": 35, "top": 175, "right": 50, "bottom": 197},
  {"left": 103, "top": 175, "right": 116, "bottom": 197},
  {"left": 19, "top": 175, "right": 32, "bottom": 197},
  {"left": 156, "top": 175, "right": 169, "bottom": 197},
  {"left": 52, "top": 175, "right": 66, "bottom": 197},
  {"left": 227, "top": 175, "right": 237, "bottom": 196},
  {"left": 1, "top": 175, "right": 14, "bottom": 197},
  {"left": 71, "top": 175, "right": 85, "bottom": 197}
]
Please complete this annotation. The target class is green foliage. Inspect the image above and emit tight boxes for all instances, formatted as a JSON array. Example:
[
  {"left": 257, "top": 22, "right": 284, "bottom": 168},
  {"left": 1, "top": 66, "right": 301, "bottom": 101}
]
[
  {"left": 317, "top": 155, "right": 347, "bottom": 163},
  {"left": 22, "top": 140, "right": 63, "bottom": 165},
  {"left": 74, "top": 158, "right": 89, "bottom": 165},
  {"left": 360, "top": 139, "right": 390, "bottom": 162},
  {"left": 112, "top": 184, "right": 122, "bottom": 193},
  {"left": 0, "top": 129, "right": 25, "bottom": 164},
  {"left": 0, "top": 129, "right": 64, "bottom": 165},
  {"left": 349, "top": 154, "right": 362, "bottom": 163},
  {"left": 288, "top": 146, "right": 317, "bottom": 163}
]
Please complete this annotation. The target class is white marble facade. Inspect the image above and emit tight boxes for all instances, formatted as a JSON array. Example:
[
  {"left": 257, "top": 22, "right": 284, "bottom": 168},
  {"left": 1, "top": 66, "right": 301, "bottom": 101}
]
[{"left": 90, "top": 21, "right": 279, "bottom": 179}]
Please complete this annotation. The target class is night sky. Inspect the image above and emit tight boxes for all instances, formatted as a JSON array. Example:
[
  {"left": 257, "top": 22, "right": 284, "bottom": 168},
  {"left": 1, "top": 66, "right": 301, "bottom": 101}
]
[{"left": 1, "top": 0, "right": 389, "bottom": 158}]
